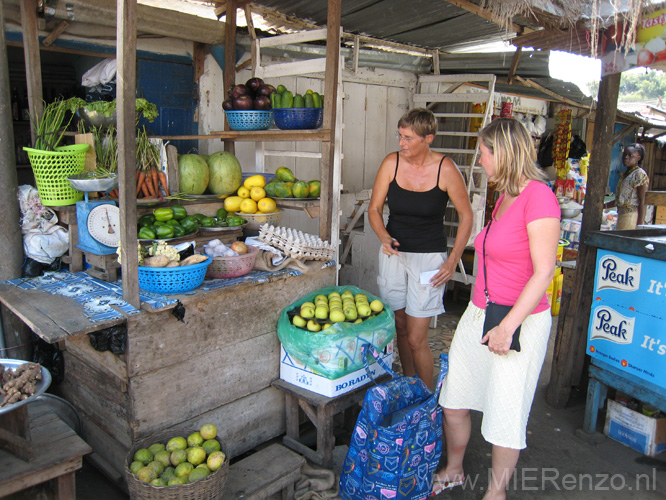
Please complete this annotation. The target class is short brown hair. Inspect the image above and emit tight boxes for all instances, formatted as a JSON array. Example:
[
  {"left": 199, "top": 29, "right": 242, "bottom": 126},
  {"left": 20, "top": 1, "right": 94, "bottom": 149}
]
[{"left": 398, "top": 108, "right": 437, "bottom": 138}]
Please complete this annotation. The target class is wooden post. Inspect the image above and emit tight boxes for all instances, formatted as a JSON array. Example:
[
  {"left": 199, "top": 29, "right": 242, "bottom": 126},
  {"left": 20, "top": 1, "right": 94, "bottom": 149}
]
[
  {"left": 19, "top": 0, "right": 43, "bottom": 144},
  {"left": 547, "top": 71, "right": 621, "bottom": 408},
  {"left": 319, "top": 0, "right": 341, "bottom": 242},
  {"left": 223, "top": 0, "right": 237, "bottom": 154},
  {"left": 0, "top": 0, "right": 24, "bottom": 283},
  {"left": 117, "top": 0, "right": 140, "bottom": 308}
]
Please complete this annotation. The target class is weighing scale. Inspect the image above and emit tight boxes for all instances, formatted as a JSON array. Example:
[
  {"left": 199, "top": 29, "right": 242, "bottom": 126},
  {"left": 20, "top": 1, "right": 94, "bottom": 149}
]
[{"left": 68, "top": 174, "right": 120, "bottom": 255}]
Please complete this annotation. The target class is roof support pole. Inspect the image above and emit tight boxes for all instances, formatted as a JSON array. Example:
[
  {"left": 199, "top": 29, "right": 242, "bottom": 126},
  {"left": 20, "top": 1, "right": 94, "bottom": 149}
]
[
  {"left": 117, "top": 0, "right": 140, "bottom": 307},
  {"left": 547, "top": 71, "right": 621, "bottom": 409},
  {"left": 19, "top": 0, "right": 43, "bottom": 144}
]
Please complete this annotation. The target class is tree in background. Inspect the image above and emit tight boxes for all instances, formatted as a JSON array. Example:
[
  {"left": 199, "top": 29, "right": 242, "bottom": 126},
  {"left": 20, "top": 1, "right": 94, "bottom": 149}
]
[{"left": 587, "top": 68, "right": 666, "bottom": 105}]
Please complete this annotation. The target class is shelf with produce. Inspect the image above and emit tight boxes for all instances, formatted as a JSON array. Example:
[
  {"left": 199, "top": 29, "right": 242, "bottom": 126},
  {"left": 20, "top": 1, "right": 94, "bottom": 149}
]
[{"left": 152, "top": 128, "right": 332, "bottom": 143}]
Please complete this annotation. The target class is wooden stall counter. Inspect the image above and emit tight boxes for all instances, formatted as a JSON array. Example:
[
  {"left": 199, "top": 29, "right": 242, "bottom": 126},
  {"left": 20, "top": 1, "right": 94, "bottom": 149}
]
[{"left": 0, "top": 264, "right": 336, "bottom": 486}]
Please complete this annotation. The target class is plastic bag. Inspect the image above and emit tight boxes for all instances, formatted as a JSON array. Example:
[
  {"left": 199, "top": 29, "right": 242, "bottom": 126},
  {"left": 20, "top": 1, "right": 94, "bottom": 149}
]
[
  {"left": 88, "top": 326, "right": 126, "bottom": 355},
  {"left": 277, "top": 285, "right": 395, "bottom": 379},
  {"left": 31, "top": 335, "right": 64, "bottom": 385}
]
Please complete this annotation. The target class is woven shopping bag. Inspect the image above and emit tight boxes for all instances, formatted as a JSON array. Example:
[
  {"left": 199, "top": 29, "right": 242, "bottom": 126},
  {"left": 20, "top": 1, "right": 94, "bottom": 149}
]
[{"left": 339, "top": 344, "right": 448, "bottom": 500}]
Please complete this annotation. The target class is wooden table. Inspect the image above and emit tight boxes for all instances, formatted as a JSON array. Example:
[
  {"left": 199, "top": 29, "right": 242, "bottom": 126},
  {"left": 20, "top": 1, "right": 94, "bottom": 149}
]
[
  {"left": 0, "top": 402, "right": 92, "bottom": 499},
  {"left": 272, "top": 376, "right": 389, "bottom": 468}
]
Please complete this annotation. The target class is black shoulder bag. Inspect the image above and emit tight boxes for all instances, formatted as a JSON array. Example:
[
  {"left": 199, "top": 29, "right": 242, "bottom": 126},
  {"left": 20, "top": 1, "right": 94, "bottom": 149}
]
[{"left": 481, "top": 218, "right": 522, "bottom": 352}]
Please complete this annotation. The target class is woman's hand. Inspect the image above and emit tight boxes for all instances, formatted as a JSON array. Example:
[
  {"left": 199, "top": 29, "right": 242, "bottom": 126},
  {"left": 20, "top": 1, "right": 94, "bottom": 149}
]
[
  {"left": 429, "top": 258, "right": 456, "bottom": 287},
  {"left": 481, "top": 324, "right": 515, "bottom": 356},
  {"left": 381, "top": 237, "right": 400, "bottom": 256}
]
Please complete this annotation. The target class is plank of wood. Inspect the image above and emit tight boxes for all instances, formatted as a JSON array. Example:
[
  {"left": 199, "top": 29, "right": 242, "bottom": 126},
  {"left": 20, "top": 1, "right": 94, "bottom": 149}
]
[
  {"left": 129, "top": 331, "right": 280, "bottom": 431},
  {"left": 222, "top": 443, "right": 305, "bottom": 500},
  {"left": 0, "top": 285, "right": 124, "bottom": 343},
  {"left": 646, "top": 190, "right": 666, "bottom": 206},
  {"left": 63, "top": 334, "right": 128, "bottom": 388},
  {"left": 126, "top": 268, "right": 335, "bottom": 377},
  {"left": 166, "top": 144, "right": 179, "bottom": 194}
]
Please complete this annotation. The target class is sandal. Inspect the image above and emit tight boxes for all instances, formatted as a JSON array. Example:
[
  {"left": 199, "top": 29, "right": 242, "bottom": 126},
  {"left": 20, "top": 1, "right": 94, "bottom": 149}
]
[{"left": 430, "top": 474, "right": 465, "bottom": 497}]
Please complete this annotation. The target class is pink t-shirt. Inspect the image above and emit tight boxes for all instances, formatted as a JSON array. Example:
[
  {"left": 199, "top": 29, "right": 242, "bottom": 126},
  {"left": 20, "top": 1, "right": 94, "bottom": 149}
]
[{"left": 472, "top": 180, "right": 561, "bottom": 314}]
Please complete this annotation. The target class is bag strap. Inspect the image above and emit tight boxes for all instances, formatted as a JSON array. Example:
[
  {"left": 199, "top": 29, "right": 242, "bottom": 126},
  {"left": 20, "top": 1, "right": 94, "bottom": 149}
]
[
  {"left": 482, "top": 217, "right": 493, "bottom": 304},
  {"left": 435, "top": 353, "right": 449, "bottom": 398},
  {"left": 361, "top": 343, "right": 397, "bottom": 383}
]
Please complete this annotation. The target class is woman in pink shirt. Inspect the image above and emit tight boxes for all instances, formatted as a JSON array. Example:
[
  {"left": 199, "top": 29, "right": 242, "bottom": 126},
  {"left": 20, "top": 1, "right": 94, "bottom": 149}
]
[{"left": 431, "top": 119, "right": 560, "bottom": 498}]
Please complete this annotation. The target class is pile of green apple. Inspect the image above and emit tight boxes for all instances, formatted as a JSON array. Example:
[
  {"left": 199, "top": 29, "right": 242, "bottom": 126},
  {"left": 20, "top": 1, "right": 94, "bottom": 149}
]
[
  {"left": 129, "top": 423, "right": 226, "bottom": 486},
  {"left": 291, "top": 290, "right": 385, "bottom": 332}
]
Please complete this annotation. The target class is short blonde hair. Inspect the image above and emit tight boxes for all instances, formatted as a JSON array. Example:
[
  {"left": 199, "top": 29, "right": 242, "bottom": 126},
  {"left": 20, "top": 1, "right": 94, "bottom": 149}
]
[
  {"left": 479, "top": 118, "right": 548, "bottom": 196},
  {"left": 398, "top": 108, "right": 437, "bottom": 138}
]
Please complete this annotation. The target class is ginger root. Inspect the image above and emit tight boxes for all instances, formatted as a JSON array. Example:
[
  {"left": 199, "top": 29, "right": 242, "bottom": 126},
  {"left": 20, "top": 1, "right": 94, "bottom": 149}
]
[{"left": 0, "top": 362, "right": 43, "bottom": 408}]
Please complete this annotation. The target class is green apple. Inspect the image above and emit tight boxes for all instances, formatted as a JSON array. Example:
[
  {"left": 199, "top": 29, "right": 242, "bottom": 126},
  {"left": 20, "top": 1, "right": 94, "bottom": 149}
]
[
  {"left": 329, "top": 309, "right": 346, "bottom": 323},
  {"left": 300, "top": 306, "right": 315, "bottom": 319},
  {"left": 314, "top": 294, "right": 328, "bottom": 304},
  {"left": 370, "top": 299, "right": 384, "bottom": 313},
  {"left": 357, "top": 304, "right": 372, "bottom": 317},
  {"left": 355, "top": 293, "right": 368, "bottom": 302},
  {"left": 315, "top": 305, "right": 329, "bottom": 320},
  {"left": 341, "top": 290, "right": 354, "bottom": 299},
  {"left": 353, "top": 318, "right": 363, "bottom": 324},
  {"left": 322, "top": 323, "right": 332, "bottom": 330},
  {"left": 301, "top": 301, "right": 316, "bottom": 309},
  {"left": 344, "top": 306, "right": 358, "bottom": 321},
  {"left": 292, "top": 314, "right": 307, "bottom": 327},
  {"left": 307, "top": 319, "right": 322, "bottom": 332}
]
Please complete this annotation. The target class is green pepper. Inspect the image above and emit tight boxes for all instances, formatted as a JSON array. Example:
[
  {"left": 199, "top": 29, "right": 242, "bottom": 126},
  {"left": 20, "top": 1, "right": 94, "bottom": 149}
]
[
  {"left": 155, "top": 225, "right": 175, "bottom": 239},
  {"left": 190, "top": 213, "right": 206, "bottom": 223},
  {"left": 216, "top": 207, "right": 228, "bottom": 221},
  {"left": 138, "top": 214, "right": 156, "bottom": 227},
  {"left": 172, "top": 225, "right": 185, "bottom": 238},
  {"left": 138, "top": 226, "right": 156, "bottom": 240},
  {"left": 181, "top": 218, "right": 199, "bottom": 234},
  {"left": 153, "top": 207, "right": 174, "bottom": 222},
  {"left": 199, "top": 216, "right": 215, "bottom": 228},
  {"left": 171, "top": 205, "right": 187, "bottom": 220},
  {"left": 227, "top": 216, "right": 245, "bottom": 227},
  {"left": 153, "top": 220, "right": 169, "bottom": 227},
  {"left": 216, "top": 218, "right": 228, "bottom": 227},
  {"left": 165, "top": 219, "right": 182, "bottom": 228}
]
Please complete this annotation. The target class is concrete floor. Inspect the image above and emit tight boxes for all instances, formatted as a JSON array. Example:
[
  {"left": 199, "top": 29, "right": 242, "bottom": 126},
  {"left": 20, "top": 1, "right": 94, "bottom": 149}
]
[{"left": 5, "top": 293, "right": 666, "bottom": 499}]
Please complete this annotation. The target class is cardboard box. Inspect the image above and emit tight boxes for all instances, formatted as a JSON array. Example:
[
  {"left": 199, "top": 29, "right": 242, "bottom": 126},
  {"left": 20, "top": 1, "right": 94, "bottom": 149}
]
[
  {"left": 604, "top": 399, "right": 666, "bottom": 457},
  {"left": 280, "top": 343, "right": 394, "bottom": 398}
]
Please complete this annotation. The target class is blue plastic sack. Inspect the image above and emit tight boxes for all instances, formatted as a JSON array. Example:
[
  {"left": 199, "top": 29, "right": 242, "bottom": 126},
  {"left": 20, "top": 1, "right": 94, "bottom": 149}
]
[{"left": 340, "top": 345, "right": 448, "bottom": 500}]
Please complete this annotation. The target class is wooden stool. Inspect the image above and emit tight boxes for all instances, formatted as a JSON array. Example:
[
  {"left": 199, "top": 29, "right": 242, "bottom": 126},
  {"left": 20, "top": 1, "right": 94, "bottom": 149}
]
[
  {"left": 0, "top": 402, "right": 92, "bottom": 499},
  {"left": 81, "top": 251, "right": 120, "bottom": 282},
  {"left": 222, "top": 443, "right": 305, "bottom": 500},
  {"left": 272, "top": 377, "right": 388, "bottom": 468}
]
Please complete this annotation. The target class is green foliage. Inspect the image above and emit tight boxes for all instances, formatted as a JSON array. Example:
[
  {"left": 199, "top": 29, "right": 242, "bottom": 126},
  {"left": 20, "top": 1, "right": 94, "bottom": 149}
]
[{"left": 618, "top": 68, "right": 666, "bottom": 101}]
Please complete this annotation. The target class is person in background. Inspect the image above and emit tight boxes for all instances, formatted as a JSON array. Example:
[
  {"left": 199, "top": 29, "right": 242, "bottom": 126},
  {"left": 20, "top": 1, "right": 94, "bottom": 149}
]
[
  {"left": 616, "top": 143, "right": 648, "bottom": 230},
  {"left": 432, "top": 118, "right": 560, "bottom": 498},
  {"left": 368, "top": 108, "right": 473, "bottom": 390}
]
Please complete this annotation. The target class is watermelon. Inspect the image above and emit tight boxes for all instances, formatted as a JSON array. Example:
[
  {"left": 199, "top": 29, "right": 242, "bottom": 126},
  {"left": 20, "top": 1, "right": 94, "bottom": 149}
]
[
  {"left": 207, "top": 151, "right": 242, "bottom": 195},
  {"left": 178, "top": 154, "right": 209, "bottom": 195}
]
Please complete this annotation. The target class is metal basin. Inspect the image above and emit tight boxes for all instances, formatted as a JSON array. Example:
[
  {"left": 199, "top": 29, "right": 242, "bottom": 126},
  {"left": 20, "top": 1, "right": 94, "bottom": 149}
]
[
  {"left": 68, "top": 173, "right": 118, "bottom": 192},
  {"left": 0, "top": 359, "right": 52, "bottom": 415}
]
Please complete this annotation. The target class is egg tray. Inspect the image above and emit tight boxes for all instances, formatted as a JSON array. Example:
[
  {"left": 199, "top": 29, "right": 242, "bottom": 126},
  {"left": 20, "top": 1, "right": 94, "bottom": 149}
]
[{"left": 258, "top": 224, "right": 335, "bottom": 261}]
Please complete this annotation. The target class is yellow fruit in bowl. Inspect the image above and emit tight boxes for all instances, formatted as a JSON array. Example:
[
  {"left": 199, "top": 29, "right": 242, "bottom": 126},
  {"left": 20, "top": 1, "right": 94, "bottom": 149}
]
[
  {"left": 250, "top": 186, "right": 266, "bottom": 201},
  {"left": 224, "top": 196, "right": 243, "bottom": 212},
  {"left": 237, "top": 186, "right": 251, "bottom": 199},
  {"left": 244, "top": 174, "right": 266, "bottom": 189},
  {"left": 239, "top": 198, "right": 258, "bottom": 214},
  {"left": 257, "top": 197, "right": 277, "bottom": 213}
]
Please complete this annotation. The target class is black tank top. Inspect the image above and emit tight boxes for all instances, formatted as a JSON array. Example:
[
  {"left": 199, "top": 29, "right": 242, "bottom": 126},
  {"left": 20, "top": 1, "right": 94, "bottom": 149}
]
[{"left": 386, "top": 153, "right": 449, "bottom": 253}]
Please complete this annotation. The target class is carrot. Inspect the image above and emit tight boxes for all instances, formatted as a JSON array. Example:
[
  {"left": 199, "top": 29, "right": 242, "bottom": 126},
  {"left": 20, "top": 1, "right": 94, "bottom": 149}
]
[
  {"left": 136, "top": 171, "right": 146, "bottom": 197},
  {"left": 145, "top": 168, "right": 157, "bottom": 198},
  {"left": 141, "top": 180, "right": 151, "bottom": 198},
  {"left": 150, "top": 167, "right": 160, "bottom": 198},
  {"left": 158, "top": 171, "right": 169, "bottom": 197}
]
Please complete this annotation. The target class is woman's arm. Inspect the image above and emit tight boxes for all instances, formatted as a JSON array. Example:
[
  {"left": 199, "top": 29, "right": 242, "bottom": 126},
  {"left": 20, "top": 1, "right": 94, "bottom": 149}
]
[
  {"left": 431, "top": 158, "right": 474, "bottom": 286},
  {"left": 482, "top": 216, "right": 560, "bottom": 353},
  {"left": 368, "top": 153, "right": 400, "bottom": 256},
  {"left": 637, "top": 182, "right": 648, "bottom": 225}
]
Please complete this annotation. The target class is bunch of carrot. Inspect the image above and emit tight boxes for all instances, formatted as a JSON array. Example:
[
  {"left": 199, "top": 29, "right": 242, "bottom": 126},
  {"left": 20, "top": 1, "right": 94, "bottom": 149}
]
[{"left": 108, "top": 126, "right": 169, "bottom": 199}]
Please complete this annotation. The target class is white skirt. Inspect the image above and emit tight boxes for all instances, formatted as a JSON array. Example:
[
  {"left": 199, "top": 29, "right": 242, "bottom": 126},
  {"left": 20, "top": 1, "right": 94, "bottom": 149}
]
[{"left": 438, "top": 302, "right": 551, "bottom": 449}]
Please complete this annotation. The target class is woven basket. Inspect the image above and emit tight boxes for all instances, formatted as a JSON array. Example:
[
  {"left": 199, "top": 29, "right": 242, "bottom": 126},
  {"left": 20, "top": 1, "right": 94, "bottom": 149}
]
[
  {"left": 225, "top": 110, "right": 273, "bottom": 131},
  {"left": 24, "top": 144, "right": 90, "bottom": 206},
  {"left": 206, "top": 245, "right": 259, "bottom": 279},
  {"left": 138, "top": 256, "right": 211, "bottom": 294},
  {"left": 234, "top": 211, "right": 282, "bottom": 231},
  {"left": 125, "top": 428, "right": 229, "bottom": 500},
  {"left": 273, "top": 108, "right": 323, "bottom": 130}
]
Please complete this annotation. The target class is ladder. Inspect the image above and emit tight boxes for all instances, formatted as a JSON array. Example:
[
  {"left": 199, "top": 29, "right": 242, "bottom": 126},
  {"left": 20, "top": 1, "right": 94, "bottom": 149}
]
[{"left": 413, "top": 74, "right": 496, "bottom": 285}]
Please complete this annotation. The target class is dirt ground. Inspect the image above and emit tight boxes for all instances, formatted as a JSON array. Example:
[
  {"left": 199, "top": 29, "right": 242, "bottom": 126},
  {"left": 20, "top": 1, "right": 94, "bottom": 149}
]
[{"left": 4, "top": 292, "right": 666, "bottom": 499}]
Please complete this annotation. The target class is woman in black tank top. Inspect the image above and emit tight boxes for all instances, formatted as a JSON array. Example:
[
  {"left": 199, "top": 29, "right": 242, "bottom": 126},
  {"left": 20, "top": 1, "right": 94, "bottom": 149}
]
[{"left": 368, "top": 108, "right": 473, "bottom": 390}]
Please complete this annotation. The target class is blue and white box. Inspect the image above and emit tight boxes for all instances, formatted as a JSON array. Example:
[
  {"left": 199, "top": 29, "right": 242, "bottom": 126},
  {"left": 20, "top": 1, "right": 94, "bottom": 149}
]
[
  {"left": 280, "top": 342, "right": 393, "bottom": 398},
  {"left": 604, "top": 399, "right": 666, "bottom": 457}
]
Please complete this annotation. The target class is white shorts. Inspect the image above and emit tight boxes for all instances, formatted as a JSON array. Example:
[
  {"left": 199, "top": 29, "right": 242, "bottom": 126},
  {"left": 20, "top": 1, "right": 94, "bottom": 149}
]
[{"left": 376, "top": 249, "right": 447, "bottom": 318}]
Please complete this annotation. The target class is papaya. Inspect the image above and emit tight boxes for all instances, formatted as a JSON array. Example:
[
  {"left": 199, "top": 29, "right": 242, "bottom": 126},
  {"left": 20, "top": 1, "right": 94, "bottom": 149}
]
[
  {"left": 281, "top": 90, "right": 293, "bottom": 108},
  {"left": 273, "top": 181, "right": 293, "bottom": 198},
  {"left": 293, "top": 94, "right": 305, "bottom": 108},
  {"left": 304, "top": 93, "right": 314, "bottom": 108},
  {"left": 264, "top": 182, "right": 278, "bottom": 198},
  {"left": 308, "top": 179, "right": 321, "bottom": 198},
  {"left": 275, "top": 166, "right": 295, "bottom": 182},
  {"left": 312, "top": 92, "right": 322, "bottom": 108},
  {"left": 292, "top": 180, "right": 309, "bottom": 198}
]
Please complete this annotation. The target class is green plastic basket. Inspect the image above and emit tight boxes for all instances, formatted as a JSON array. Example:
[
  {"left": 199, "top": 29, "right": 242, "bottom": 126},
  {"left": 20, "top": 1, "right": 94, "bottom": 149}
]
[{"left": 24, "top": 144, "right": 90, "bottom": 206}]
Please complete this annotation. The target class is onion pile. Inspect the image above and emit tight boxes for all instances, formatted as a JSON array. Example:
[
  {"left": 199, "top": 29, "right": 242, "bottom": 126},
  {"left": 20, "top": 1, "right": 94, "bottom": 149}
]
[{"left": 223, "top": 77, "right": 277, "bottom": 111}]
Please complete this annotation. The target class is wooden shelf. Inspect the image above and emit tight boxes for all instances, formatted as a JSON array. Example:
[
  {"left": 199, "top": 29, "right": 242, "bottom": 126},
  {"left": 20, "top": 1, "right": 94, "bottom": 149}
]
[
  {"left": 153, "top": 128, "right": 332, "bottom": 142},
  {"left": 276, "top": 198, "right": 320, "bottom": 218}
]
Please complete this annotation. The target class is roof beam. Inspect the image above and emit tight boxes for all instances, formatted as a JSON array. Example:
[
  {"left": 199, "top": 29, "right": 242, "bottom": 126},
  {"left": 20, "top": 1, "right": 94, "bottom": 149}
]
[
  {"left": 514, "top": 75, "right": 590, "bottom": 109},
  {"left": 443, "top": 0, "right": 522, "bottom": 33}
]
